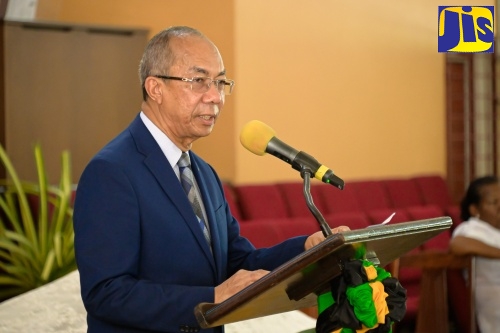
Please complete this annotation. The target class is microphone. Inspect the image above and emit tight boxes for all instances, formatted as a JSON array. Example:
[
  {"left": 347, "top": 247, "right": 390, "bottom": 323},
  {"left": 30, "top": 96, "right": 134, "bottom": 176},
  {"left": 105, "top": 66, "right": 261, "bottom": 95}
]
[{"left": 240, "top": 120, "right": 344, "bottom": 190}]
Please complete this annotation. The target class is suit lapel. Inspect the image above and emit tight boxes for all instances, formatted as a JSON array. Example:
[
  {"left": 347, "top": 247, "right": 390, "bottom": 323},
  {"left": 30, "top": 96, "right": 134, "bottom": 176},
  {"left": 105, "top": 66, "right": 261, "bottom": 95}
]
[{"left": 128, "top": 115, "right": 216, "bottom": 269}]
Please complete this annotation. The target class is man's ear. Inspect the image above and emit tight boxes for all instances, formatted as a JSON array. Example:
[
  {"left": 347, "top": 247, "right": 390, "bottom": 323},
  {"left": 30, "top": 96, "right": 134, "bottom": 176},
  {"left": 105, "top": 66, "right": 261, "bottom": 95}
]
[
  {"left": 144, "top": 77, "right": 163, "bottom": 102},
  {"left": 469, "top": 204, "right": 479, "bottom": 217}
]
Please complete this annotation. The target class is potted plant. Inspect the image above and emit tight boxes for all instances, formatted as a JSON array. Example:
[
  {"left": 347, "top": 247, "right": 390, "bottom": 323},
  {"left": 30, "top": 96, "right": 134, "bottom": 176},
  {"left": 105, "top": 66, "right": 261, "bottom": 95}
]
[{"left": 0, "top": 143, "right": 76, "bottom": 301}]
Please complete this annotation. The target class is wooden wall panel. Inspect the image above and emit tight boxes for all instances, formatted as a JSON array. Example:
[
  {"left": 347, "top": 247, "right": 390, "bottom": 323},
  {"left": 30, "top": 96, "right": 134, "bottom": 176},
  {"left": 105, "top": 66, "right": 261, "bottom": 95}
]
[{"left": 4, "top": 21, "right": 148, "bottom": 184}]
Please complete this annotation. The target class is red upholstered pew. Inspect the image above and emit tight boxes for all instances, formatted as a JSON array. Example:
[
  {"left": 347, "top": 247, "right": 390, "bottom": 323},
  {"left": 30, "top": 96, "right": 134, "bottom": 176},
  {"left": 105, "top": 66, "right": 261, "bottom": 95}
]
[{"left": 228, "top": 174, "right": 459, "bottom": 243}]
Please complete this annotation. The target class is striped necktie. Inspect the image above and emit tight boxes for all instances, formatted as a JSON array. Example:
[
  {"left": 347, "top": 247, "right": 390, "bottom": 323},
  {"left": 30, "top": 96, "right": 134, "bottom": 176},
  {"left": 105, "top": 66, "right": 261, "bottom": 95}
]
[{"left": 177, "top": 153, "right": 211, "bottom": 247}]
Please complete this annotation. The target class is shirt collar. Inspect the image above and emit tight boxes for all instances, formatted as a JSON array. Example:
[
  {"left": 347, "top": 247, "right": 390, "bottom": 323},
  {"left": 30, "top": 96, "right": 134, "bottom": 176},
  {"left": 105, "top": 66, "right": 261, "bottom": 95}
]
[{"left": 139, "top": 111, "right": 184, "bottom": 172}]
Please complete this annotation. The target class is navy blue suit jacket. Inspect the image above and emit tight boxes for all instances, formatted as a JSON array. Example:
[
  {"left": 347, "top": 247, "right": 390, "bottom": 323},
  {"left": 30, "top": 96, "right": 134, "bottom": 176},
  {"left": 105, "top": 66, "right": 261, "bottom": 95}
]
[{"left": 74, "top": 114, "right": 307, "bottom": 332}]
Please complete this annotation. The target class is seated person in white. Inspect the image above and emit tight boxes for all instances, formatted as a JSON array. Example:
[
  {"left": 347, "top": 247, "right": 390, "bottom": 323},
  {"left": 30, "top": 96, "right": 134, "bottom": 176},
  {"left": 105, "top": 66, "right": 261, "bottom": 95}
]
[{"left": 450, "top": 175, "right": 500, "bottom": 333}]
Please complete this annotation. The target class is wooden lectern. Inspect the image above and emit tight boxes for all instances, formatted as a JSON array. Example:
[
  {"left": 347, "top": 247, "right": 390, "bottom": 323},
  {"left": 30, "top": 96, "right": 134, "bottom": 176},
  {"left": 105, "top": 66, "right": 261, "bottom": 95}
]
[{"left": 195, "top": 217, "right": 452, "bottom": 329}]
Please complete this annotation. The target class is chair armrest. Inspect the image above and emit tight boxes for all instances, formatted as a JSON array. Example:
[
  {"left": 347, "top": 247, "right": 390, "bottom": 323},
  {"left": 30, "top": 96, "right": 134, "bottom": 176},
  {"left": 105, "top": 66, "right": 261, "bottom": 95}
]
[{"left": 393, "top": 251, "right": 476, "bottom": 333}]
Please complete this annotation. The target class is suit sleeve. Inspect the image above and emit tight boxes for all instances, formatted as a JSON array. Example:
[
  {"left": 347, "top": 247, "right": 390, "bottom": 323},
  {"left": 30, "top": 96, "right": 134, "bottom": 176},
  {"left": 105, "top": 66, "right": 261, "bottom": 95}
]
[{"left": 204, "top": 165, "right": 308, "bottom": 276}]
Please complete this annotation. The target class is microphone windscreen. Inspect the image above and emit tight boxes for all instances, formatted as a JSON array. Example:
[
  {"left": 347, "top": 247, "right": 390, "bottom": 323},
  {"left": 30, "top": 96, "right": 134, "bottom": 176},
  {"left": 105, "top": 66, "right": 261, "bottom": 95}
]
[{"left": 240, "top": 120, "right": 276, "bottom": 156}]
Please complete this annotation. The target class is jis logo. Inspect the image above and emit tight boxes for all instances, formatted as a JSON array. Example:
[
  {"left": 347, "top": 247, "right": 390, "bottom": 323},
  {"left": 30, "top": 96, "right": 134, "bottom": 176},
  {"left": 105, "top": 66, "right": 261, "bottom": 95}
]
[{"left": 438, "top": 6, "right": 494, "bottom": 53}]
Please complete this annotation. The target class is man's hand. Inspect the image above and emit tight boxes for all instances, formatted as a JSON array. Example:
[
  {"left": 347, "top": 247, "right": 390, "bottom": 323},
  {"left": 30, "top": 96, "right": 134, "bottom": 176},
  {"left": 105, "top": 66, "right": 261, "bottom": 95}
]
[
  {"left": 214, "top": 269, "right": 269, "bottom": 303},
  {"left": 304, "top": 226, "right": 350, "bottom": 250}
]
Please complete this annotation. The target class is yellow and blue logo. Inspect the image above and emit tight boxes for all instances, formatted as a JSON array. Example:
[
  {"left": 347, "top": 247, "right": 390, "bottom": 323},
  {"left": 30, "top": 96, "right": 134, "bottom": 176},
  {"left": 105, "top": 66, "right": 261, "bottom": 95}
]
[{"left": 438, "top": 6, "right": 494, "bottom": 53}]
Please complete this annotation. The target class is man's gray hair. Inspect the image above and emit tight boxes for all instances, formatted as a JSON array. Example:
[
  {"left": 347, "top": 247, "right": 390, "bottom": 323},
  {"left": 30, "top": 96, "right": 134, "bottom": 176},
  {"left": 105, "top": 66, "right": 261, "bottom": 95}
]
[{"left": 138, "top": 26, "right": 205, "bottom": 101}]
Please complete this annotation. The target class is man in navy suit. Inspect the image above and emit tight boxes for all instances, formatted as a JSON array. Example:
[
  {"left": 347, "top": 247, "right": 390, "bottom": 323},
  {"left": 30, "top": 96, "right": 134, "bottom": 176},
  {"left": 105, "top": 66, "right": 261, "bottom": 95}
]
[{"left": 74, "top": 26, "right": 349, "bottom": 333}]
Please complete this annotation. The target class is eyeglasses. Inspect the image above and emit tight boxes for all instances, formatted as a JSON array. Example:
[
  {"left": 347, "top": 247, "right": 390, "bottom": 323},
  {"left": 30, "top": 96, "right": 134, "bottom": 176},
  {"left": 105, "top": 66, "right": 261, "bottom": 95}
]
[{"left": 153, "top": 75, "right": 235, "bottom": 95}]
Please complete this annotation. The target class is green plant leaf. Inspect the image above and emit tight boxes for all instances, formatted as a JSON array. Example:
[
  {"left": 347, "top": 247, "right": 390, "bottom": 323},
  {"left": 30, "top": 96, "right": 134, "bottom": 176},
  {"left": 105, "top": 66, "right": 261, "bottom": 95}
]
[
  {"left": 53, "top": 232, "right": 63, "bottom": 267},
  {"left": 0, "top": 239, "right": 34, "bottom": 260},
  {"left": 0, "top": 144, "right": 38, "bottom": 253},
  {"left": 0, "top": 262, "right": 32, "bottom": 283},
  {"left": 34, "top": 144, "right": 50, "bottom": 259},
  {"left": 4, "top": 230, "right": 35, "bottom": 250},
  {"left": 40, "top": 250, "right": 55, "bottom": 282},
  {"left": 0, "top": 275, "right": 29, "bottom": 287}
]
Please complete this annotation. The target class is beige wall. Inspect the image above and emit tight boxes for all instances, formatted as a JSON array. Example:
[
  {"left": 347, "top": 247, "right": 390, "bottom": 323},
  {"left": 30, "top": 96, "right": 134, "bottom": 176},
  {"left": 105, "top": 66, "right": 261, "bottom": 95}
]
[{"left": 36, "top": 0, "right": 494, "bottom": 185}]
